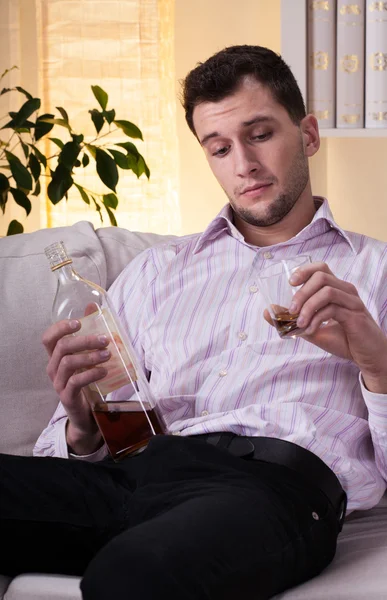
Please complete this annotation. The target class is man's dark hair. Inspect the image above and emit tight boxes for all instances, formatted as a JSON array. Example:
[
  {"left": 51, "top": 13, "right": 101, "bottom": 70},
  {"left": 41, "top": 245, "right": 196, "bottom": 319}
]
[{"left": 182, "top": 45, "right": 306, "bottom": 136}]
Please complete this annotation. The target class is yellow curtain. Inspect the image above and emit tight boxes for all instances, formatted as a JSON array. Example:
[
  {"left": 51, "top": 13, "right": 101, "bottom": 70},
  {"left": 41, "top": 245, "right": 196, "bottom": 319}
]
[{"left": 36, "top": 0, "right": 180, "bottom": 234}]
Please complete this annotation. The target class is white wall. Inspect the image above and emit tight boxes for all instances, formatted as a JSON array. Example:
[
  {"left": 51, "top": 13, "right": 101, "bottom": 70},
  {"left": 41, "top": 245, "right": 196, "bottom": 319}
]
[{"left": 174, "top": 0, "right": 281, "bottom": 234}]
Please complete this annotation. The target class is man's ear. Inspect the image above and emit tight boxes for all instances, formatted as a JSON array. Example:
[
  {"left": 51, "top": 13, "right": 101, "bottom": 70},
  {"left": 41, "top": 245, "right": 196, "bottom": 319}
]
[{"left": 300, "top": 114, "right": 320, "bottom": 158}]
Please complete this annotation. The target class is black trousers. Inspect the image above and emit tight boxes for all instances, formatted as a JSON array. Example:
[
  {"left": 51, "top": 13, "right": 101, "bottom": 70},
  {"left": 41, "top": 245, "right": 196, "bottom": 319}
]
[{"left": 0, "top": 435, "right": 340, "bottom": 600}]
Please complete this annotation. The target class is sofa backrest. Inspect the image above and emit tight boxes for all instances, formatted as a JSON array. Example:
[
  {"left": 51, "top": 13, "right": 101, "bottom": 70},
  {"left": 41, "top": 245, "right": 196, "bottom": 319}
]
[{"left": 0, "top": 221, "right": 176, "bottom": 456}]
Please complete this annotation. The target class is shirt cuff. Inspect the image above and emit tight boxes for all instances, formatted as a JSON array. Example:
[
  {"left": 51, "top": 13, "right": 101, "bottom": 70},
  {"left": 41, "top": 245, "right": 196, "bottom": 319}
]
[
  {"left": 61, "top": 418, "right": 109, "bottom": 462},
  {"left": 360, "top": 373, "right": 387, "bottom": 431},
  {"left": 68, "top": 444, "right": 109, "bottom": 462}
]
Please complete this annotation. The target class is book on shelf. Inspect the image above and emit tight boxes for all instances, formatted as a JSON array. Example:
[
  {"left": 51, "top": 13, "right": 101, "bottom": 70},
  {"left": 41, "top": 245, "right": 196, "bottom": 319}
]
[
  {"left": 365, "top": 0, "right": 387, "bottom": 128},
  {"left": 336, "top": 1, "right": 365, "bottom": 128},
  {"left": 307, "top": 0, "right": 337, "bottom": 128}
]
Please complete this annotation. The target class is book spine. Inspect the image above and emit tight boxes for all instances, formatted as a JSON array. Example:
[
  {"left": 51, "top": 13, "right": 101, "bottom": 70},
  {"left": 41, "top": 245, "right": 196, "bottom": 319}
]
[
  {"left": 307, "top": 0, "right": 337, "bottom": 128},
  {"left": 336, "top": 1, "right": 365, "bottom": 127},
  {"left": 365, "top": 0, "right": 387, "bottom": 127}
]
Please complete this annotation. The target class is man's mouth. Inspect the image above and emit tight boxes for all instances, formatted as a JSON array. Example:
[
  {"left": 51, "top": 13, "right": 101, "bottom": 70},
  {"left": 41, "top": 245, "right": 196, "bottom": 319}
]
[{"left": 240, "top": 183, "right": 272, "bottom": 198}]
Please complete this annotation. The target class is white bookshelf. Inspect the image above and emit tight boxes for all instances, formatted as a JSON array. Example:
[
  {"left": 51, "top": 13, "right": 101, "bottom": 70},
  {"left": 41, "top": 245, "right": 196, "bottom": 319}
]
[{"left": 280, "top": 0, "right": 387, "bottom": 138}]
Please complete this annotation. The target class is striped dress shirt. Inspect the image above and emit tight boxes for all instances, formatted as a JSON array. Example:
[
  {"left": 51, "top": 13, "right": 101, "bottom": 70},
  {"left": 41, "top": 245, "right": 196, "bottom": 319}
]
[{"left": 34, "top": 198, "right": 387, "bottom": 513}]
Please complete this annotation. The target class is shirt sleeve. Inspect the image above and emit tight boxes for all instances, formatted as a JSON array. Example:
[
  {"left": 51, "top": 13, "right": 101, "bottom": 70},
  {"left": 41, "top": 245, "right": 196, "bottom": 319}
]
[
  {"left": 33, "top": 401, "right": 108, "bottom": 461},
  {"left": 34, "top": 246, "right": 161, "bottom": 460},
  {"left": 360, "top": 374, "right": 387, "bottom": 483}
]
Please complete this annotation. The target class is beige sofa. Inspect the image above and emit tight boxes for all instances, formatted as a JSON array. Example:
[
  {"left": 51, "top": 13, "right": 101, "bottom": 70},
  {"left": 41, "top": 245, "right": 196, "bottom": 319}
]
[{"left": 1, "top": 221, "right": 387, "bottom": 600}]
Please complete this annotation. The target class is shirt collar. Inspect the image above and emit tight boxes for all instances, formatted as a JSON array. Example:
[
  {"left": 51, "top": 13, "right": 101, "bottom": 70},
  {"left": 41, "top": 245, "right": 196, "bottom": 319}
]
[{"left": 193, "top": 197, "right": 356, "bottom": 254}]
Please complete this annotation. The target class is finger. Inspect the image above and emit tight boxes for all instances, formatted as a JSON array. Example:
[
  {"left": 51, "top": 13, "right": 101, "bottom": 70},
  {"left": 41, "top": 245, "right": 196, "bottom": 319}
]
[
  {"left": 289, "top": 261, "right": 334, "bottom": 286},
  {"left": 42, "top": 319, "right": 81, "bottom": 356},
  {"left": 47, "top": 334, "right": 110, "bottom": 382},
  {"left": 290, "top": 272, "right": 360, "bottom": 317},
  {"left": 64, "top": 366, "right": 109, "bottom": 401},
  {"left": 53, "top": 349, "right": 111, "bottom": 394},
  {"left": 296, "top": 287, "right": 363, "bottom": 330},
  {"left": 299, "top": 306, "right": 340, "bottom": 337},
  {"left": 298, "top": 317, "right": 351, "bottom": 360},
  {"left": 263, "top": 308, "right": 274, "bottom": 326}
]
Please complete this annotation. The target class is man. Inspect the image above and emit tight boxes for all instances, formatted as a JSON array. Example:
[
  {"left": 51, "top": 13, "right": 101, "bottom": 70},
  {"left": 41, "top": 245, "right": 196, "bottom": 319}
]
[{"left": 1, "top": 45, "right": 387, "bottom": 600}]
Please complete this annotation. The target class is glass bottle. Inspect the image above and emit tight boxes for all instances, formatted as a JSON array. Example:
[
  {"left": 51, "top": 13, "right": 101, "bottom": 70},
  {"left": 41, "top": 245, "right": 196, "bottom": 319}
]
[{"left": 44, "top": 240, "right": 165, "bottom": 460}]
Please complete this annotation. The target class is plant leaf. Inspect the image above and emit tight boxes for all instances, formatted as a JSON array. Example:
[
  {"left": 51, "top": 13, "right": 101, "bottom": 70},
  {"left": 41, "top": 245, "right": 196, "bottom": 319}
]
[
  {"left": 95, "top": 148, "right": 118, "bottom": 192},
  {"left": 74, "top": 182, "right": 90, "bottom": 205},
  {"left": 14, "top": 125, "right": 33, "bottom": 133},
  {"left": 102, "top": 192, "right": 118, "bottom": 209},
  {"left": 113, "top": 119, "right": 143, "bottom": 140},
  {"left": 104, "top": 205, "right": 117, "bottom": 226},
  {"left": 9, "top": 187, "right": 31, "bottom": 216},
  {"left": 107, "top": 149, "right": 130, "bottom": 169},
  {"left": 85, "top": 143, "right": 96, "bottom": 160},
  {"left": 34, "top": 113, "right": 55, "bottom": 141},
  {"left": 38, "top": 117, "right": 71, "bottom": 131},
  {"left": 89, "top": 109, "right": 104, "bottom": 134},
  {"left": 72, "top": 133, "right": 84, "bottom": 144},
  {"left": 1, "top": 98, "right": 40, "bottom": 129},
  {"left": 115, "top": 141, "right": 140, "bottom": 157},
  {"left": 82, "top": 153, "right": 90, "bottom": 167},
  {"left": 137, "top": 155, "right": 150, "bottom": 179},
  {"left": 0, "top": 172, "right": 10, "bottom": 213},
  {"left": 5, "top": 152, "right": 33, "bottom": 190},
  {"left": 20, "top": 140, "right": 29, "bottom": 159},
  {"left": 47, "top": 163, "right": 73, "bottom": 204},
  {"left": 31, "top": 145, "right": 47, "bottom": 169},
  {"left": 56, "top": 106, "right": 69, "bottom": 123},
  {"left": 32, "top": 179, "right": 41, "bottom": 196},
  {"left": 15, "top": 86, "right": 33, "bottom": 100},
  {"left": 58, "top": 140, "right": 81, "bottom": 170},
  {"left": 103, "top": 108, "right": 115, "bottom": 124},
  {"left": 4, "top": 150, "right": 19, "bottom": 162},
  {"left": 7, "top": 219, "right": 24, "bottom": 235},
  {"left": 28, "top": 152, "right": 41, "bottom": 181},
  {"left": 49, "top": 137, "right": 64, "bottom": 149},
  {"left": 91, "top": 85, "right": 108, "bottom": 110}
]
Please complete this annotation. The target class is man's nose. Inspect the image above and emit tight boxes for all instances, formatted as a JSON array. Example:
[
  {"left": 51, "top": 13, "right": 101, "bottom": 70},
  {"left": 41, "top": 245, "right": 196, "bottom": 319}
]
[{"left": 234, "top": 144, "right": 261, "bottom": 177}]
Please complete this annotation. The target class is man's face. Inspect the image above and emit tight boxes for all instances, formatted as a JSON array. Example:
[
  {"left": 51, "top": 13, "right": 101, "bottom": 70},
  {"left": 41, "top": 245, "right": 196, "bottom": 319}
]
[{"left": 192, "top": 76, "right": 311, "bottom": 228}]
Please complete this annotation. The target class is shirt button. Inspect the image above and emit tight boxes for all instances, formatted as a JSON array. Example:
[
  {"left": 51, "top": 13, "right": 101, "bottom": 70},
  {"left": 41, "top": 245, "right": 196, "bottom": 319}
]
[
  {"left": 219, "top": 369, "right": 228, "bottom": 377},
  {"left": 263, "top": 251, "right": 273, "bottom": 259},
  {"left": 249, "top": 285, "right": 258, "bottom": 293},
  {"left": 238, "top": 331, "right": 248, "bottom": 340},
  {"left": 201, "top": 410, "right": 209, "bottom": 417}
]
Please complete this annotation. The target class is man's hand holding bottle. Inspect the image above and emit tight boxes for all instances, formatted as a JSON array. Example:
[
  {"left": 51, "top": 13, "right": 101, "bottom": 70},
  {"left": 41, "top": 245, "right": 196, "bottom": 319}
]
[{"left": 42, "top": 319, "right": 110, "bottom": 455}]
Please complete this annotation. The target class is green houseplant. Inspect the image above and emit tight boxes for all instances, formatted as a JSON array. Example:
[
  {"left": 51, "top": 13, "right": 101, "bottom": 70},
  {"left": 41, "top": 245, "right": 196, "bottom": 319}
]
[{"left": 0, "top": 67, "right": 150, "bottom": 235}]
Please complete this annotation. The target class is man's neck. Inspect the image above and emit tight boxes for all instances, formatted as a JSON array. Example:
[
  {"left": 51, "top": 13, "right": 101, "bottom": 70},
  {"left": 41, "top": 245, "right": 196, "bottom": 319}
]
[{"left": 233, "top": 193, "right": 317, "bottom": 248}]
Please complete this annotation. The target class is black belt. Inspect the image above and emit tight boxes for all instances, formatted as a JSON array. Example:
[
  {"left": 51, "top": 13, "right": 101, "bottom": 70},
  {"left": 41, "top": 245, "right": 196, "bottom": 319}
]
[{"left": 192, "top": 433, "right": 347, "bottom": 530}]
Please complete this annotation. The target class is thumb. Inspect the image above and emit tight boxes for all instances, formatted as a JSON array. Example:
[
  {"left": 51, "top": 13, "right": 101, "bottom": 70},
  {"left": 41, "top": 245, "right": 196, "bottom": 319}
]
[{"left": 263, "top": 308, "right": 274, "bottom": 327}]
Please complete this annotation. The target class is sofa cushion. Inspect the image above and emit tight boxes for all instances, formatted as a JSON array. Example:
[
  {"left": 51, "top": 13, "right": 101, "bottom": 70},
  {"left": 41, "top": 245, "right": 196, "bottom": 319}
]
[
  {"left": 96, "top": 226, "right": 176, "bottom": 289},
  {"left": 272, "top": 499, "right": 387, "bottom": 599},
  {"left": 0, "top": 221, "right": 175, "bottom": 456},
  {"left": 3, "top": 574, "right": 81, "bottom": 600}
]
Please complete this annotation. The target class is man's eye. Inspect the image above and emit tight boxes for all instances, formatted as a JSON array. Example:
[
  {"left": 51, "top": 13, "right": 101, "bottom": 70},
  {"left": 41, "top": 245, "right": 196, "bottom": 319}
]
[
  {"left": 212, "top": 146, "right": 229, "bottom": 157},
  {"left": 252, "top": 132, "right": 271, "bottom": 141}
]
